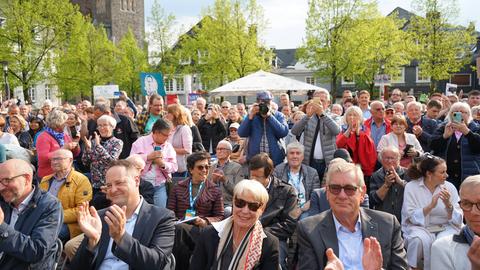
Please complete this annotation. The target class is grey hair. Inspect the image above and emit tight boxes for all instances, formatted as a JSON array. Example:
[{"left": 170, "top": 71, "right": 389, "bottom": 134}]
[
  {"left": 471, "top": 105, "right": 480, "bottom": 116},
  {"left": 345, "top": 106, "right": 364, "bottom": 126},
  {"left": 325, "top": 161, "right": 365, "bottom": 188},
  {"left": 94, "top": 103, "right": 111, "bottom": 114},
  {"left": 460, "top": 175, "right": 480, "bottom": 195},
  {"left": 406, "top": 101, "right": 422, "bottom": 111},
  {"left": 313, "top": 89, "right": 331, "bottom": 101},
  {"left": 286, "top": 141, "right": 304, "bottom": 155},
  {"left": 52, "top": 149, "right": 73, "bottom": 159},
  {"left": 234, "top": 179, "right": 269, "bottom": 207},
  {"left": 378, "top": 146, "right": 401, "bottom": 162},
  {"left": 97, "top": 115, "right": 117, "bottom": 128},
  {"left": 446, "top": 102, "right": 473, "bottom": 124},
  {"left": 46, "top": 109, "right": 68, "bottom": 129},
  {"left": 217, "top": 140, "right": 232, "bottom": 151}
]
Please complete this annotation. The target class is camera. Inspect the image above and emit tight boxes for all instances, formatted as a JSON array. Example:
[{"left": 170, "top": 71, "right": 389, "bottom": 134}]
[{"left": 258, "top": 102, "right": 269, "bottom": 115}]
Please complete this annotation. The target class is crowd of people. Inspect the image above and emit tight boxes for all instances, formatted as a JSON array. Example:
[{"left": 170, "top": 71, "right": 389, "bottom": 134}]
[{"left": 1, "top": 87, "right": 480, "bottom": 270}]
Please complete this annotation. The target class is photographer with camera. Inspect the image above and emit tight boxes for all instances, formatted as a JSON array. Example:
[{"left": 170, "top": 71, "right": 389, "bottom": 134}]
[
  {"left": 238, "top": 91, "right": 289, "bottom": 166},
  {"left": 197, "top": 104, "right": 227, "bottom": 155}
]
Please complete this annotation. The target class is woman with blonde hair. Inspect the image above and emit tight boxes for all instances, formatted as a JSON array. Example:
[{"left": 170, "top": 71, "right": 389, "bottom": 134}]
[{"left": 166, "top": 103, "right": 193, "bottom": 177}]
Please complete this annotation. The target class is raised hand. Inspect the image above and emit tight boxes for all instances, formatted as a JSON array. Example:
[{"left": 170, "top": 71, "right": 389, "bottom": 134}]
[
  {"left": 324, "top": 248, "right": 344, "bottom": 270},
  {"left": 362, "top": 237, "right": 383, "bottom": 270},
  {"left": 104, "top": 204, "right": 127, "bottom": 244},
  {"left": 0, "top": 207, "right": 4, "bottom": 224},
  {"left": 77, "top": 202, "right": 102, "bottom": 249},
  {"left": 443, "top": 123, "right": 454, "bottom": 139}
]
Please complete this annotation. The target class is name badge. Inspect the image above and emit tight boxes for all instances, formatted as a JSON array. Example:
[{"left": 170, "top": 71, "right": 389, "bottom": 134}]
[{"left": 185, "top": 209, "right": 196, "bottom": 218}]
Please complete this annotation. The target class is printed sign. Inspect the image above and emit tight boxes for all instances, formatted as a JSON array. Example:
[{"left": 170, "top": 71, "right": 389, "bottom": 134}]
[
  {"left": 140, "top": 73, "right": 166, "bottom": 96},
  {"left": 93, "top": 85, "right": 120, "bottom": 99}
]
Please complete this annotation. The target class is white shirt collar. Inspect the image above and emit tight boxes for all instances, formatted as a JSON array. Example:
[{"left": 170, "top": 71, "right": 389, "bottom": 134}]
[
  {"left": 332, "top": 212, "right": 362, "bottom": 233},
  {"left": 128, "top": 196, "right": 143, "bottom": 221}
]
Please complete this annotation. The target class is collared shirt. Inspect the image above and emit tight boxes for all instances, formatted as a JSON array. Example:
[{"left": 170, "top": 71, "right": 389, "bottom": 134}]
[
  {"left": 332, "top": 213, "right": 363, "bottom": 270},
  {"left": 9, "top": 186, "right": 36, "bottom": 228},
  {"left": 362, "top": 108, "right": 372, "bottom": 120},
  {"left": 48, "top": 172, "right": 70, "bottom": 197},
  {"left": 370, "top": 121, "right": 386, "bottom": 147},
  {"left": 98, "top": 197, "right": 144, "bottom": 270},
  {"left": 144, "top": 113, "right": 160, "bottom": 134}
]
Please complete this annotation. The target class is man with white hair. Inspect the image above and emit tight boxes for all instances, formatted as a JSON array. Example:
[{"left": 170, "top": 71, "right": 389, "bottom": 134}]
[
  {"left": 405, "top": 101, "right": 438, "bottom": 152},
  {"left": 208, "top": 140, "right": 243, "bottom": 216},
  {"left": 291, "top": 89, "right": 341, "bottom": 180},
  {"left": 0, "top": 159, "right": 63, "bottom": 269},
  {"left": 431, "top": 175, "right": 480, "bottom": 269},
  {"left": 39, "top": 149, "right": 92, "bottom": 242},
  {"left": 364, "top": 101, "right": 391, "bottom": 148},
  {"left": 196, "top": 97, "right": 207, "bottom": 115}
]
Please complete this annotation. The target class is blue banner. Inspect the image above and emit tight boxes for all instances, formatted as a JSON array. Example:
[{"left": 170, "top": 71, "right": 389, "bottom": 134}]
[{"left": 140, "top": 72, "right": 166, "bottom": 96}]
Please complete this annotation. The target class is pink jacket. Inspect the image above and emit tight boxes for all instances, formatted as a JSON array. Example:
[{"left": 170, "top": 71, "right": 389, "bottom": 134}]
[
  {"left": 130, "top": 134, "right": 178, "bottom": 185},
  {"left": 36, "top": 131, "right": 80, "bottom": 178}
]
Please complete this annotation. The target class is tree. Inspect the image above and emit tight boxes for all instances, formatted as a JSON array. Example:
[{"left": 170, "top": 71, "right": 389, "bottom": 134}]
[
  {"left": 114, "top": 29, "right": 149, "bottom": 99},
  {"left": 298, "top": 0, "right": 378, "bottom": 96},
  {"left": 179, "top": 0, "right": 272, "bottom": 90},
  {"left": 348, "top": 15, "right": 414, "bottom": 92},
  {"left": 0, "top": 0, "right": 77, "bottom": 103},
  {"left": 147, "top": 0, "right": 178, "bottom": 75},
  {"left": 409, "top": 0, "right": 476, "bottom": 93},
  {"left": 53, "top": 14, "right": 117, "bottom": 101}
]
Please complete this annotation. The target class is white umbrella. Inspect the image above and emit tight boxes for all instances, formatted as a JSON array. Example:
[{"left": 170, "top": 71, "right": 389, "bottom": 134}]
[{"left": 209, "top": 70, "right": 325, "bottom": 96}]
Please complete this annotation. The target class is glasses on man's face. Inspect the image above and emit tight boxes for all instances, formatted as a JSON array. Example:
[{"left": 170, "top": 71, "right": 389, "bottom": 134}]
[
  {"left": 386, "top": 111, "right": 394, "bottom": 115},
  {"left": 195, "top": 164, "right": 211, "bottom": 171},
  {"left": 234, "top": 197, "right": 263, "bottom": 212},
  {"left": 216, "top": 147, "right": 230, "bottom": 152},
  {"left": 374, "top": 108, "right": 385, "bottom": 112},
  {"left": 0, "top": 174, "right": 25, "bottom": 186},
  {"left": 328, "top": 184, "right": 359, "bottom": 196},
  {"left": 222, "top": 106, "right": 229, "bottom": 109},
  {"left": 459, "top": 200, "right": 480, "bottom": 212},
  {"left": 229, "top": 129, "right": 237, "bottom": 133}
]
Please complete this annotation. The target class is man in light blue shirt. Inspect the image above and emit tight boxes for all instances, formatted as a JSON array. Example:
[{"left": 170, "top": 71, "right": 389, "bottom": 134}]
[
  {"left": 70, "top": 160, "right": 176, "bottom": 270},
  {"left": 296, "top": 160, "right": 408, "bottom": 269}
]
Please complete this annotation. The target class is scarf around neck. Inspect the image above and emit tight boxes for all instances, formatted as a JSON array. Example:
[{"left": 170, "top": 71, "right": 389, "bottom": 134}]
[
  {"left": 45, "top": 126, "right": 65, "bottom": 147},
  {"left": 214, "top": 216, "right": 265, "bottom": 270}
]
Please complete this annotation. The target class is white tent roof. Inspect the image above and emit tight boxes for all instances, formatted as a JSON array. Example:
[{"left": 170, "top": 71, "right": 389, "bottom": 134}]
[{"left": 209, "top": 70, "right": 325, "bottom": 96}]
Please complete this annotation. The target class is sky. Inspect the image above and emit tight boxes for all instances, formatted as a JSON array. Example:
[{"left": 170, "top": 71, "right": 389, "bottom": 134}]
[{"left": 144, "top": 0, "right": 480, "bottom": 49}]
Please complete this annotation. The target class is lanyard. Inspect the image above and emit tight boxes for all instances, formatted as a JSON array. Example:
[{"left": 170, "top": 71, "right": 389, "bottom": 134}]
[
  {"left": 287, "top": 168, "right": 303, "bottom": 192},
  {"left": 189, "top": 180, "right": 204, "bottom": 210}
]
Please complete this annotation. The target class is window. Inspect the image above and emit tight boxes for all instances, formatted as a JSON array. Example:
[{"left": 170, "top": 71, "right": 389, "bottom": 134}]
[
  {"left": 44, "top": 84, "right": 51, "bottom": 100},
  {"left": 416, "top": 66, "right": 430, "bottom": 83},
  {"left": 450, "top": 74, "right": 471, "bottom": 87},
  {"left": 341, "top": 76, "right": 355, "bottom": 85},
  {"left": 29, "top": 87, "right": 36, "bottom": 102},
  {"left": 197, "top": 50, "right": 208, "bottom": 64},
  {"left": 175, "top": 77, "right": 185, "bottom": 92},
  {"left": 164, "top": 78, "right": 174, "bottom": 92},
  {"left": 390, "top": 67, "right": 405, "bottom": 83},
  {"left": 305, "top": 77, "right": 315, "bottom": 85}
]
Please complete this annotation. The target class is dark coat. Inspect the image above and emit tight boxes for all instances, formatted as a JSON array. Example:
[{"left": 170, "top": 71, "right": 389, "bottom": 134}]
[
  {"left": 70, "top": 201, "right": 176, "bottom": 270},
  {"left": 406, "top": 115, "right": 437, "bottom": 152},
  {"left": 197, "top": 117, "right": 227, "bottom": 155},
  {"left": 260, "top": 177, "right": 299, "bottom": 241},
  {"left": 0, "top": 187, "right": 63, "bottom": 270},
  {"left": 189, "top": 225, "right": 280, "bottom": 270},
  {"left": 297, "top": 208, "right": 407, "bottom": 270}
]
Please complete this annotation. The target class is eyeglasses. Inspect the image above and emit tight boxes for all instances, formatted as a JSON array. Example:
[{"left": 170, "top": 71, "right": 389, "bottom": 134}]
[
  {"left": 386, "top": 111, "right": 394, "bottom": 115},
  {"left": 51, "top": 157, "right": 70, "bottom": 162},
  {"left": 0, "top": 174, "right": 25, "bottom": 186},
  {"left": 328, "top": 184, "right": 359, "bottom": 196},
  {"left": 234, "top": 197, "right": 263, "bottom": 211},
  {"left": 459, "top": 200, "right": 480, "bottom": 212},
  {"left": 222, "top": 106, "right": 230, "bottom": 109},
  {"left": 229, "top": 129, "right": 238, "bottom": 132},
  {"left": 216, "top": 147, "right": 230, "bottom": 151},
  {"left": 195, "top": 164, "right": 211, "bottom": 171},
  {"left": 374, "top": 108, "right": 385, "bottom": 112}
]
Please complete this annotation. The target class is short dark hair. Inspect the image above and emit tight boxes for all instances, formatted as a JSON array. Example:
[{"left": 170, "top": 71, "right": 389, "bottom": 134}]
[
  {"left": 358, "top": 90, "right": 370, "bottom": 97},
  {"left": 427, "top": 99, "right": 442, "bottom": 110},
  {"left": 187, "top": 151, "right": 211, "bottom": 171},
  {"left": 430, "top": 92, "right": 442, "bottom": 99},
  {"left": 468, "top": 90, "right": 480, "bottom": 97},
  {"left": 249, "top": 153, "right": 274, "bottom": 178},
  {"left": 107, "top": 159, "right": 137, "bottom": 177},
  {"left": 149, "top": 93, "right": 164, "bottom": 106},
  {"left": 407, "top": 154, "right": 445, "bottom": 179},
  {"left": 151, "top": 118, "right": 172, "bottom": 133}
]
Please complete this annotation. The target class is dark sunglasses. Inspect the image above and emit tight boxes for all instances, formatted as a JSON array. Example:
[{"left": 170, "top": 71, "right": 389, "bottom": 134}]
[
  {"left": 328, "top": 184, "right": 359, "bottom": 196},
  {"left": 234, "top": 197, "right": 263, "bottom": 212},
  {"left": 195, "top": 164, "right": 211, "bottom": 171},
  {"left": 374, "top": 108, "right": 385, "bottom": 111}
]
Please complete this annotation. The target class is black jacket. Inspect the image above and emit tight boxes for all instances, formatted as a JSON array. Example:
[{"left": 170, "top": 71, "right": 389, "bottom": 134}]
[
  {"left": 190, "top": 225, "right": 280, "bottom": 270},
  {"left": 197, "top": 117, "right": 226, "bottom": 155},
  {"left": 260, "top": 177, "right": 299, "bottom": 241}
]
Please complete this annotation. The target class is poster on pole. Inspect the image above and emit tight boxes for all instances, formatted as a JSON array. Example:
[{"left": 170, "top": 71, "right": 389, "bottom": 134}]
[
  {"left": 140, "top": 72, "right": 166, "bottom": 96},
  {"left": 445, "top": 83, "right": 457, "bottom": 96},
  {"left": 93, "top": 85, "right": 120, "bottom": 99}
]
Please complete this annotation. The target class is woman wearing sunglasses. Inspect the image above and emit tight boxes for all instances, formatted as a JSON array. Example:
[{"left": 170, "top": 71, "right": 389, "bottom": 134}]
[
  {"left": 168, "top": 151, "right": 224, "bottom": 270},
  {"left": 190, "top": 179, "right": 279, "bottom": 270},
  {"left": 401, "top": 154, "right": 462, "bottom": 270}
]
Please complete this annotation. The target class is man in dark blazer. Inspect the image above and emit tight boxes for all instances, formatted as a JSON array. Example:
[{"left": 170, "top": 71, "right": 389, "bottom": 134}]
[
  {"left": 70, "top": 160, "right": 176, "bottom": 270},
  {"left": 249, "top": 153, "right": 299, "bottom": 269},
  {"left": 297, "top": 160, "right": 407, "bottom": 270},
  {"left": 405, "top": 101, "right": 437, "bottom": 152}
]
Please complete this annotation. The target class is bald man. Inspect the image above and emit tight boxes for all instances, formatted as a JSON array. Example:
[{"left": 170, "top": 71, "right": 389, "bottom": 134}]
[{"left": 0, "top": 159, "right": 63, "bottom": 269}]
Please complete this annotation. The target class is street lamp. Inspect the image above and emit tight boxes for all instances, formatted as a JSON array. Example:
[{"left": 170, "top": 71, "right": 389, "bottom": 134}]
[{"left": 1, "top": 61, "right": 10, "bottom": 100}]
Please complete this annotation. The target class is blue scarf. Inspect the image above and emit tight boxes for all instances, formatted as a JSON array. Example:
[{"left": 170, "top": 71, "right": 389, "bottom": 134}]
[
  {"left": 462, "top": 225, "right": 476, "bottom": 245},
  {"left": 45, "top": 127, "right": 65, "bottom": 147}
]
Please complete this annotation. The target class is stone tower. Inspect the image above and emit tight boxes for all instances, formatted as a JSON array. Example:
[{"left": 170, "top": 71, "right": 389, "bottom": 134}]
[{"left": 70, "top": 0, "right": 145, "bottom": 47}]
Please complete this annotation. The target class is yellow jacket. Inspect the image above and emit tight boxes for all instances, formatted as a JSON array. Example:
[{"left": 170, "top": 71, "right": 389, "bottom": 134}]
[{"left": 39, "top": 170, "right": 92, "bottom": 238}]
